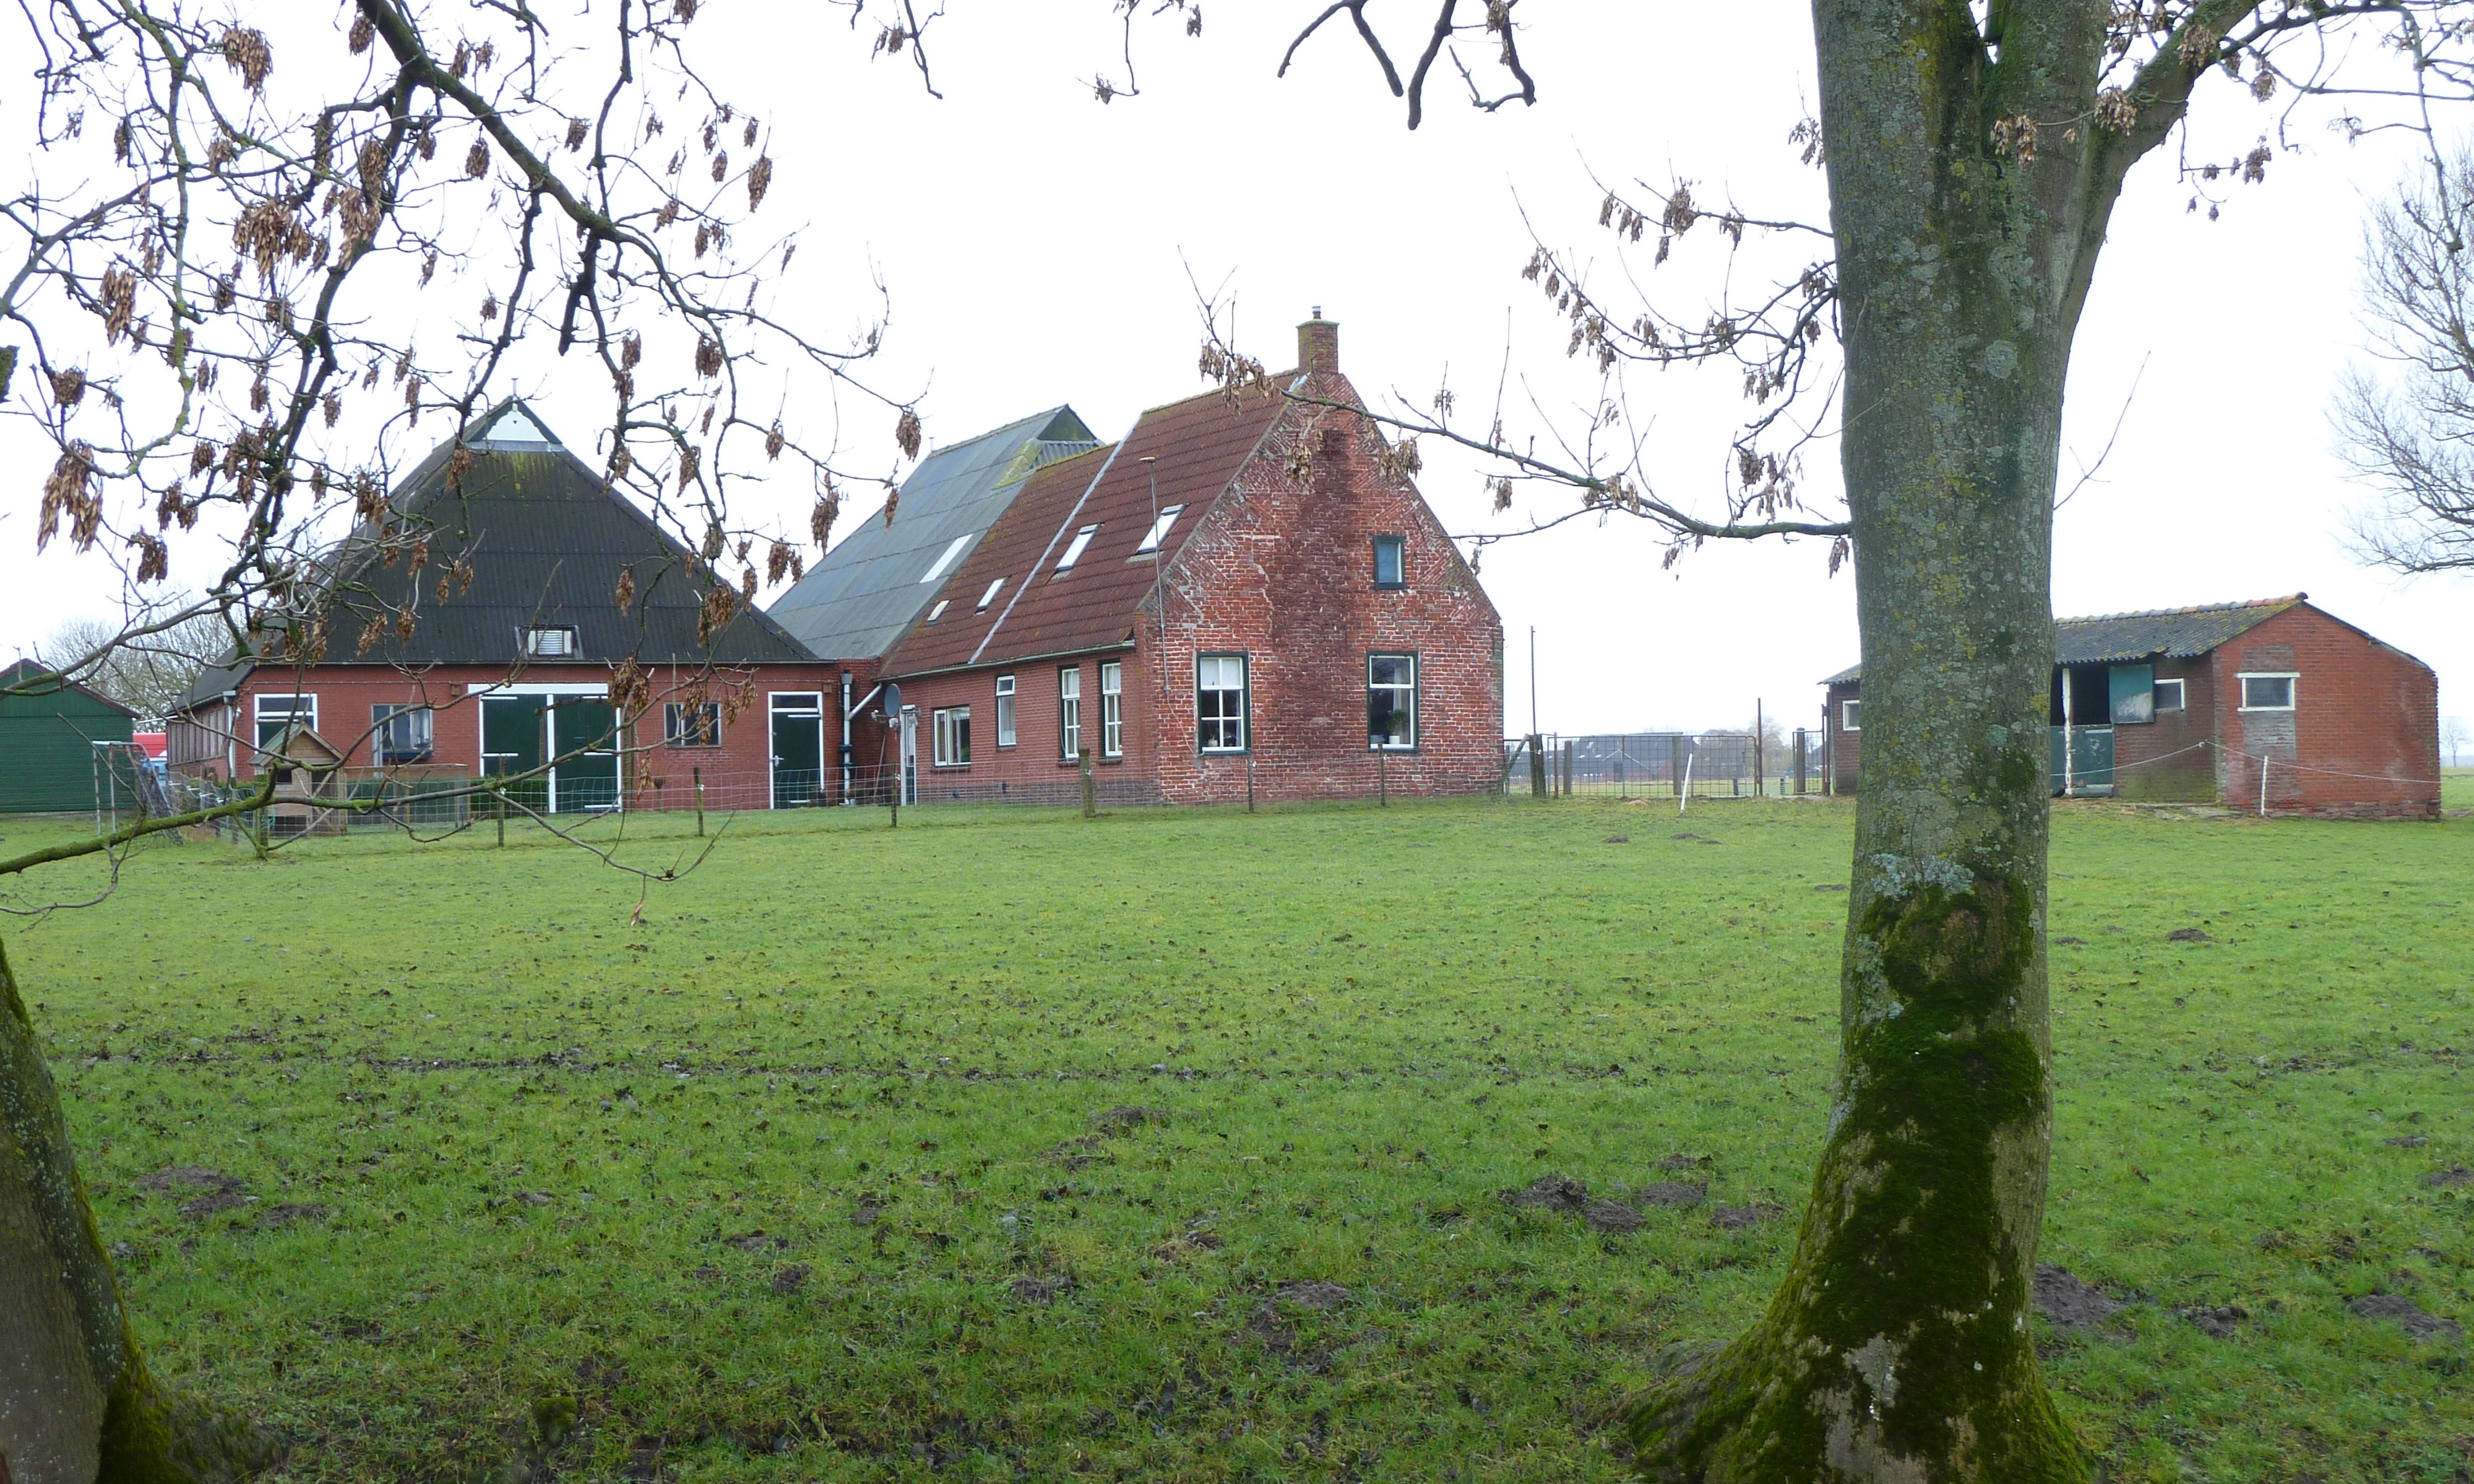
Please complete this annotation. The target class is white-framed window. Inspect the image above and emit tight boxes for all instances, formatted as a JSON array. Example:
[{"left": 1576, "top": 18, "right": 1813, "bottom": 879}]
[
  {"left": 976, "top": 577, "right": 1006, "bottom": 612},
  {"left": 371, "top": 703, "right": 434, "bottom": 764},
  {"left": 254, "top": 692, "right": 317, "bottom": 749},
  {"left": 926, "top": 598, "right": 950, "bottom": 623},
  {"left": 1100, "top": 661, "right": 1124, "bottom": 758},
  {"left": 1841, "top": 699, "right": 1861, "bottom": 732},
  {"left": 1136, "top": 504, "right": 1186, "bottom": 554},
  {"left": 1197, "top": 653, "right": 1248, "bottom": 752},
  {"left": 524, "top": 626, "right": 577, "bottom": 658},
  {"left": 1372, "top": 535, "right": 1406, "bottom": 588},
  {"left": 663, "top": 701, "right": 720, "bottom": 747},
  {"left": 1054, "top": 524, "right": 1100, "bottom": 574},
  {"left": 2155, "top": 678, "right": 2187, "bottom": 713},
  {"left": 1059, "top": 667, "right": 1082, "bottom": 759},
  {"left": 994, "top": 673, "right": 1017, "bottom": 748},
  {"left": 2238, "top": 673, "right": 2296, "bottom": 712},
  {"left": 933, "top": 705, "right": 971, "bottom": 766},
  {"left": 1368, "top": 652, "right": 1416, "bottom": 749},
  {"left": 921, "top": 535, "right": 970, "bottom": 584}
]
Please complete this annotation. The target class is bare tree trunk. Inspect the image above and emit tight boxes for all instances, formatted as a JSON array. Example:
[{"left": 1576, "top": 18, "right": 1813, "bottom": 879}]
[
  {"left": 1627, "top": 3, "right": 2142, "bottom": 1477},
  {"left": 1, "top": 939, "right": 264, "bottom": 1482}
]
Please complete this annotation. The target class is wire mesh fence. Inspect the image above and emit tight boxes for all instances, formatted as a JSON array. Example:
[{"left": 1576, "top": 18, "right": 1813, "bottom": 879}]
[{"left": 1501, "top": 731, "right": 1832, "bottom": 800}]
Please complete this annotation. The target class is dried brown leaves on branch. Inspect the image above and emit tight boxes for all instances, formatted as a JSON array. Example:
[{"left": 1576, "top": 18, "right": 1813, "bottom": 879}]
[{"left": 6, "top": 0, "right": 930, "bottom": 728}]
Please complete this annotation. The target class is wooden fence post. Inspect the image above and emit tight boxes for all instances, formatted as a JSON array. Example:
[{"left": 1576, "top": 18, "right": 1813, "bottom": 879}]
[
  {"left": 1247, "top": 754, "right": 1256, "bottom": 813},
  {"left": 1377, "top": 748, "right": 1388, "bottom": 807},
  {"left": 1080, "top": 748, "right": 1096, "bottom": 818},
  {"left": 1528, "top": 734, "right": 1546, "bottom": 799},
  {"left": 693, "top": 765, "right": 705, "bottom": 838},
  {"left": 1794, "top": 728, "right": 1808, "bottom": 795},
  {"left": 1560, "top": 740, "right": 1574, "bottom": 797}
]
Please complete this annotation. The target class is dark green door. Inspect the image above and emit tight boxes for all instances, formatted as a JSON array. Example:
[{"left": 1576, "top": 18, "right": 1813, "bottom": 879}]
[
  {"left": 550, "top": 697, "right": 619, "bottom": 812},
  {"left": 2048, "top": 726, "right": 2117, "bottom": 796},
  {"left": 481, "top": 696, "right": 547, "bottom": 814},
  {"left": 770, "top": 692, "right": 824, "bottom": 808}
]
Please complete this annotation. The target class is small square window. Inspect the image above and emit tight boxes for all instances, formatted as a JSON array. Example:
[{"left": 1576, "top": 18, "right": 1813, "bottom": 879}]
[
  {"left": 524, "top": 626, "right": 577, "bottom": 658},
  {"left": 1841, "top": 699, "right": 1861, "bottom": 732},
  {"left": 2239, "top": 674, "right": 2295, "bottom": 711},
  {"left": 664, "top": 701, "right": 721, "bottom": 747},
  {"left": 371, "top": 703, "right": 434, "bottom": 764},
  {"left": 2154, "top": 679, "right": 2186, "bottom": 713},
  {"left": 254, "top": 694, "right": 317, "bottom": 750},
  {"left": 1373, "top": 535, "right": 1405, "bottom": 588},
  {"left": 933, "top": 705, "right": 972, "bottom": 766}
]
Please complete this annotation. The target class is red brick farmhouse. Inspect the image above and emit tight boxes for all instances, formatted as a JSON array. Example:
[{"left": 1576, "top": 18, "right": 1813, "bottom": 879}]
[
  {"left": 1821, "top": 595, "right": 2441, "bottom": 818},
  {"left": 168, "top": 402, "right": 843, "bottom": 816},
  {"left": 862, "top": 314, "right": 1505, "bottom": 805}
]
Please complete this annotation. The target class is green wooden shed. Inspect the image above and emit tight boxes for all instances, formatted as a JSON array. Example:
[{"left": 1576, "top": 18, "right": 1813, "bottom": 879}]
[{"left": 1, "top": 658, "right": 137, "bottom": 813}]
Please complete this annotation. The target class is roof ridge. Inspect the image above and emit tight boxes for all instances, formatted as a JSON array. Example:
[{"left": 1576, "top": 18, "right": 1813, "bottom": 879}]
[
  {"left": 1134, "top": 373, "right": 1302, "bottom": 418},
  {"left": 2056, "top": 593, "right": 2303, "bottom": 626},
  {"left": 921, "top": 404, "right": 1083, "bottom": 459}
]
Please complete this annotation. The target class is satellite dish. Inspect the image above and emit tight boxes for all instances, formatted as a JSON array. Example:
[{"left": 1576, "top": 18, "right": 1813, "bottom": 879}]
[{"left": 879, "top": 682, "right": 901, "bottom": 717}]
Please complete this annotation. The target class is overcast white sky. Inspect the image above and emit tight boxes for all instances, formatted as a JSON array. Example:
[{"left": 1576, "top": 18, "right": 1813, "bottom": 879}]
[{"left": 2, "top": 4, "right": 2465, "bottom": 741}]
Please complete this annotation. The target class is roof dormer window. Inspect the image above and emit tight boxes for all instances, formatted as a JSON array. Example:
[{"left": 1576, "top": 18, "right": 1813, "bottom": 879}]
[
  {"left": 524, "top": 626, "right": 577, "bottom": 658},
  {"left": 1136, "top": 504, "right": 1186, "bottom": 554},
  {"left": 921, "top": 535, "right": 971, "bottom": 584},
  {"left": 1054, "top": 524, "right": 1100, "bottom": 574}
]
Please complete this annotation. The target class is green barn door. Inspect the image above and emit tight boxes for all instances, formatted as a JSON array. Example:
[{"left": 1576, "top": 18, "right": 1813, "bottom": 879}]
[
  {"left": 481, "top": 696, "right": 547, "bottom": 814},
  {"left": 770, "top": 692, "right": 824, "bottom": 808},
  {"left": 550, "top": 697, "right": 620, "bottom": 813}
]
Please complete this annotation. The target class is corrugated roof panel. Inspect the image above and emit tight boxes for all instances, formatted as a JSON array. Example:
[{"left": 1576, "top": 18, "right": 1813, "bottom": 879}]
[
  {"left": 765, "top": 405, "right": 1097, "bottom": 661},
  {"left": 1820, "top": 595, "right": 2307, "bottom": 686}
]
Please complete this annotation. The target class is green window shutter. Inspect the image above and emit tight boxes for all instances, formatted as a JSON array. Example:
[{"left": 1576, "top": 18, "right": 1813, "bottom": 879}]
[{"left": 2108, "top": 663, "right": 2154, "bottom": 725}]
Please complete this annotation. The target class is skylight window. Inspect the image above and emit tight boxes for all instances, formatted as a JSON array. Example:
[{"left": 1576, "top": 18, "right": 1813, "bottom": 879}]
[
  {"left": 921, "top": 535, "right": 971, "bottom": 584},
  {"left": 925, "top": 598, "right": 950, "bottom": 623},
  {"left": 1136, "top": 504, "right": 1186, "bottom": 554},
  {"left": 1054, "top": 524, "right": 1100, "bottom": 574},
  {"left": 975, "top": 577, "right": 1006, "bottom": 611}
]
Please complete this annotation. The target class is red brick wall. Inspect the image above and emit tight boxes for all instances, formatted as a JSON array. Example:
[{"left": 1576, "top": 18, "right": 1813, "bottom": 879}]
[
  {"left": 884, "top": 376, "right": 1506, "bottom": 808},
  {"left": 2213, "top": 606, "right": 2440, "bottom": 819},
  {"left": 2111, "top": 655, "right": 2215, "bottom": 802},
  {"left": 1145, "top": 384, "right": 1503, "bottom": 805},
  {"left": 183, "top": 660, "right": 864, "bottom": 811},
  {"left": 1824, "top": 683, "right": 1861, "bottom": 793}
]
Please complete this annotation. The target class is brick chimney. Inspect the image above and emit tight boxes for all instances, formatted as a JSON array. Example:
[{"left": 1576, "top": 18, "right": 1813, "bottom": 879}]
[{"left": 1297, "top": 307, "right": 1338, "bottom": 374}]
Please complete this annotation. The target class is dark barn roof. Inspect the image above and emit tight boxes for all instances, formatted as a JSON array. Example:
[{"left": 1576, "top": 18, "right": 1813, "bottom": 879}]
[
  {"left": 882, "top": 379, "right": 1295, "bottom": 676},
  {"left": 1822, "top": 595, "right": 2308, "bottom": 686},
  {"left": 182, "top": 402, "right": 811, "bottom": 708}
]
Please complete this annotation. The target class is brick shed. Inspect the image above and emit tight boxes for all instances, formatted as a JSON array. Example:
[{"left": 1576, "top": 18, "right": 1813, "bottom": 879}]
[
  {"left": 871, "top": 313, "right": 1506, "bottom": 806},
  {"left": 1821, "top": 595, "right": 2441, "bottom": 819},
  {"left": 168, "top": 402, "right": 846, "bottom": 815}
]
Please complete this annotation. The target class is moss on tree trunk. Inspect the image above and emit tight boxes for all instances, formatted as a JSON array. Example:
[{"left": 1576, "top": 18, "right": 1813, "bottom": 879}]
[
  {"left": 1, "top": 939, "right": 270, "bottom": 1483},
  {"left": 1621, "top": 2, "right": 2194, "bottom": 1476}
]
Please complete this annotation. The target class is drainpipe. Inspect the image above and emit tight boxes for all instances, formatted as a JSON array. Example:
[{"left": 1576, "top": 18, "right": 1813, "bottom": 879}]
[
  {"left": 2061, "top": 668, "right": 2075, "bottom": 798},
  {"left": 838, "top": 669, "right": 853, "bottom": 803}
]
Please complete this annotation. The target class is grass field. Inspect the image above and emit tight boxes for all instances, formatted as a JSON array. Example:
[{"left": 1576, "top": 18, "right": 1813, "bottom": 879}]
[{"left": 2, "top": 793, "right": 2468, "bottom": 1483}]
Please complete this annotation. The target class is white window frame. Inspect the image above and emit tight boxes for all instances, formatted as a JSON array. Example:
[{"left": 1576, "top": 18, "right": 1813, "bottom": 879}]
[
  {"left": 254, "top": 692, "right": 317, "bottom": 750},
  {"left": 975, "top": 577, "right": 1006, "bottom": 612},
  {"left": 2153, "top": 678, "right": 2187, "bottom": 713},
  {"left": 994, "top": 673, "right": 1017, "bottom": 748},
  {"left": 921, "top": 535, "right": 971, "bottom": 584},
  {"left": 371, "top": 702, "right": 434, "bottom": 764},
  {"left": 2238, "top": 673, "right": 2297, "bottom": 712},
  {"left": 1197, "top": 653, "right": 1248, "bottom": 753},
  {"left": 1367, "top": 652, "right": 1417, "bottom": 751},
  {"left": 1841, "top": 699, "right": 1861, "bottom": 732},
  {"left": 925, "top": 598, "right": 950, "bottom": 623},
  {"left": 1136, "top": 504, "right": 1186, "bottom": 554},
  {"left": 523, "top": 626, "right": 577, "bottom": 658},
  {"left": 933, "top": 705, "right": 971, "bottom": 767},
  {"left": 1054, "top": 524, "right": 1100, "bottom": 574},
  {"left": 1059, "top": 667, "right": 1082, "bottom": 759},
  {"left": 663, "top": 700, "right": 721, "bottom": 748},
  {"left": 1100, "top": 662, "right": 1124, "bottom": 758}
]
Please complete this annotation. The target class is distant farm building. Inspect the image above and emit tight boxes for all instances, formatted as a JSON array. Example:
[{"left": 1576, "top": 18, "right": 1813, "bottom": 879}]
[
  {"left": 1822, "top": 595, "right": 2441, "bottom": 819},
  {"left": 0, "top": 658, "right": 137, "bottom": 813}
]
